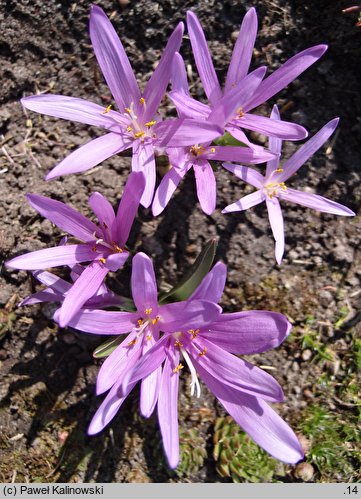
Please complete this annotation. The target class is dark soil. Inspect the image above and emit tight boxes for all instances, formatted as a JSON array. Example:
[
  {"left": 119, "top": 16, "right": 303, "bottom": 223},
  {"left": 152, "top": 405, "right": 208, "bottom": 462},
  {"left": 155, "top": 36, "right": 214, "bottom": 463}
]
[{"left": 0, "top": 0, "right": 360, "bottom": 483}]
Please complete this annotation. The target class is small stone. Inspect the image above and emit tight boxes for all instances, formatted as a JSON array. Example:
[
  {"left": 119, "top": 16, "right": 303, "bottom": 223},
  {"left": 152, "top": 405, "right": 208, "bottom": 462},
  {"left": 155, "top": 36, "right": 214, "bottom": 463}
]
[
  {"left": 230, "top": 30, "right": 239, "bottom": 42},
  {"left": 118, "top": 0, "right": 129, "bottom": 6},
  {"left": 291, "top": 361, "right": 300, "bottom": 372},
  {"left": 294, "top": 462, "right": 314, "bottom": 482},
  {"left": 296, "top": 434, "right": 311, "bottom": 454},
  {"left": 301, "top": 349, "right": 312, "bottom": 361}
]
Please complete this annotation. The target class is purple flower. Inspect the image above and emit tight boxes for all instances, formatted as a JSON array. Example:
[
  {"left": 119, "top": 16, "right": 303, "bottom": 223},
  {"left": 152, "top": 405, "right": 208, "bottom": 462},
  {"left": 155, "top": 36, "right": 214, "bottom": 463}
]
[
  {"left": 152, "top": 53, "right": 276, "bottom": 216},
  {"left": 222, "top": 106, "right": 355, "bottom": 264},
  {"left": 57, "top": 252, "right": 221, "bottom": 426},
  {"left": 170, "top": 9, "right": 327, "bottom": 143},
  {"left": 6, "top": 172, "right": 145, "bottom": 326},
  {"left": 21, "top": 5, "right": 223, "bottom": 207}
]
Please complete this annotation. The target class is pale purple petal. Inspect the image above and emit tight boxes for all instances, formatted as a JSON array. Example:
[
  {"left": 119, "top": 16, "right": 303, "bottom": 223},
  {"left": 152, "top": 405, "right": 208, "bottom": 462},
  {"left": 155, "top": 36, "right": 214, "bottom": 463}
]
[
  {"left": 58, "top": 261, "right": 109, "bottom": 327},
  {"left": 20, "top": 289, "right": 61, "bottom": 306},
  {"left": 131, "top": 141, "right": 155, "bottom": 208},
  {"left": 105, "top": 252, "right": 129, "bottom": 272},
  {"left": 32, "top": 270, "right": 71, "bottom": 294},
  {"left": 6, "top": 244, "right": 96, "bottom": 270},
  {"left": 171, "top": 52, "right": 190, "bottom": 96},
  {"left": 225, "top": 124, "right": 262, "bottom": 150},
  {"left": 266, "top": 197, "right": 285, "bottom": 265},
  {"left": 131, "top": 252, "right": 158, "bottom": 313},
  {"left": 168, "top": 91, "right": 210, "bottom": 119},
  {"left": 89, "top": 5, "right": 141, "bottom": 111},
  {"left": 190, "top": 261, "right": 227, "bottom": 303},
  {"left": 46, "top": 133, "right": 132, "bottom": 180},
  {"left": 239, "top": 113, "right": 307, "bottom": 141},
  {"left": 21, "top": 94, "right": 123, "bottom": 130},
  {"left": 205, "top": 310, "right": 291, "bottom": 354},
  {"left": 279, "top": 188, "right": 355, "bottom": 216},
  {"left": 222, "top": 189, "right": 265, "bottom": 213},
  {"left": 26, "top": 193, "right": 99, "bottom": 243},
  {"left": 158, "top": 300, "right": 222, "bottom": 332},
  {"left": 56, "top": 309, "right": 138, "bottom": 335},
  {"left": 266, "top": 105, "right": 282, "bottom": 177},
  {"left": 154, "top": 119, "right": 223, "bottom": 147},
  {"left": 225, "top": 7, "right": 258, "bottom": 92},
  {"left": 152, "top": 164, "right": 191, "bottom": 216},
  {"left": 190, "top": 338, "right": 284, "bottom": 402},
  {"left": 157, "top": 350, "right": 180, "bottom": 469},
  {"left": 143, "top": 22, "right": 184, "bottom": 122},
  {"left": 113, "top": 171, "right": 145, "bottom": 246},
  {"left": 205, "top": 146, "right": 275, "bottom": 165},
  {"left": 245, "top": 45, "right": 328, "bottom": 111},
  {"left": 88, "top": 192, "right": 115, "bottom": 239},
  {"left": 186, "top": 11, "right": 222, "bottom": 105},
  {"left": 140, "top": 334, "right": 162, "bottom": 418},
  {"left": 197, "top": 368, "right": 304, "bottom": 463},
  {"left": 193, "top": 160, "right": 216, "bottom": 215},
  {"left": 222, "top": 163, "right": 264, "bottom": 188},
  {"left": 278, "top": 118, "right": 339, "bottom": 182}
]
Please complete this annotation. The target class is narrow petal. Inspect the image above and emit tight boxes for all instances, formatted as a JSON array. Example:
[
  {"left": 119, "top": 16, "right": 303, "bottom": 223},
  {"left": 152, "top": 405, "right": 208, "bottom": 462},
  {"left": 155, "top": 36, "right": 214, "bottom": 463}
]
[
  {"left": 222, "top": 163, "right": 264, "bottom": 188},
  {"left": 89, "top": 5, "right": 140, "bottom": 110},
  {"left": 6, "top": 244, "right": 96, "bottom": 270},
  {"left": 278, "top": 118, "right": 339, "bottom": 182},
  {"left": 168, "top": 91, "right": 210, "bottom": 119},
  {"left": 193, "top": 160, "right": 216, "bottom": 215},
  {"left": 143, "top": 22, "right": 184, "bottom": 122},
  {"left": 113, "top": 171, "right": 145, "bottom": 246},
  {"left": 171, "top": 52, "right": 190, "bottom": 96},
  {"left": 225, "top": 8, "right": 258, "bottom": 92},
  {"left": 266, "top": 197, "right": 285, "bottom": 265},
  {"left": 55, "top": 309, "right": 138, "bottom": 335},
  {"left": 190, "top": 261, "right": 227, "bottom": 304},
  {"left": 239, "top": 113, "right": 307, "bottom": 141},
  {"left": 187, "top": 11, "right": 222, "bottom": 105},
  {"left": 190, "top": 338, "right": 284, "bottom": 402},
  {"left": 58, "top": 261, "right": 109, "bottom": 327},
  {"left": 88, "top": 192, "right": 115, "bottom": 239},
  {"left": 20, "top": 289, "right": 62, "bottom": 306},
  {"left": 32, "top": 270, "right": 71, "bottom": 294},
  {"left": 205, "top": 146, "right": 275, "bottom": 165},
  {"left": 105, "top": 251, "right": 129, "bottom": 272},
  {"left": 266, "top": 105, "right": 282, "bottom": 177},
  {"left": 152, "top": 164, "right": 191, "bottom": 216},
  {"left": 46, "top": 133, "right": 132, "bottom": 180},
  {"left": 158, "top": 300, "right": 222, "bottom": 332},
  {"left": 131, "top": 142, "right": 155, "bottom": 208},
  {"left": 140, "top": 334, "right": 162, "bottom": 418},
  {"left": 222, "top": 189, "right": 265, "bottom": 213},
  {"left": 279, "top": 188, "right": 355, "bottom": 216},
  {"left": 131, "top": 253, "right": 158, "bottom": 313},
  {"left": 154, "top": 118, "right": 223, "bottom": 147},
  {"left": 245, "top": 45, "right": 328, "bottom": 111},
  {"left": 26, "top": 193, "right": 99, "bottom": 243},
  {"left": 198, "top": 368, "right": 304, "bottom": 463},
  {"left": 226, "top": 124, "right": 263, "bottom": 150},
  {"left": 205, "top": 310, "right": 291, "bottom": 354},
  {"left": 21, "top": 94, "right": 122, "bottom": 130},
  {"left": 158, "top": 351, "right": 180, "bottom": 469}
]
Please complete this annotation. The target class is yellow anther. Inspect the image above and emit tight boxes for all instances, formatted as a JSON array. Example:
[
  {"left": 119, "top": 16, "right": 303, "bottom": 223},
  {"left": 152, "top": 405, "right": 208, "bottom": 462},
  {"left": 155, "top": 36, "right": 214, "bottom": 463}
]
[
  {"left": 146, "top": 334, "right": 152, "bottom": 341},
  {"left": 127, "top": 125, "right": 132, "bottom": 132},
  {"left": 172, "top": 363, "right": 184, "bottom": 373},
  {"left": 125, "top": 107, "right": 132, "bottom": 114},
  {"left": 139, "top": 97, "right": 145, "bottom": 105},
  {"left": 145, "top": 308, "right": 153, "bottom": 315},
  {"left": 91, "top": 245, "right": 97, "bottom": 252},
  {"left": 275, "top": 168, "right": 284, "bottom": 173},
  {"left": 128, "top": 339, "right": 137, "bottom": 346},
  {"left": 134, "top": 131, "right": 145, "bottom": 138},
  {"left": 236, "top": 107, "right": 245, "bottom": 118},
  {"left": 111, "top": 242, "right": 123, "bottom": 253},
  {"left": 145, "top": 120, "right": 157, "bottom": 127},
  {"left": 102, "top": 105, "right": 112, "bottom": 114},
  {"left": 188, "top": 328, "right": 200, "bottom": 340},
  {"left": 137, "top": 319, "right": 144, "bottom": 326},
  {"left": 99, "top": 257, "right": 106, "bottom": 264},
  {"left": 280, "top": 182, "right": 287, "bottom": 190},
  {"left": 174, "top": 340, "right": 183, "bottom": 348},
  {"left": 190, "top": 145, "right": 205, "bottom": 157},
  {"left": 198, "top": 347, "right": 207, "bottom": 357},
  {"left": 210, "top": 147, "right": 216, "bottom": 153},
  {"left": 151, "top": 316, "right": 160, "bottom": 325}
]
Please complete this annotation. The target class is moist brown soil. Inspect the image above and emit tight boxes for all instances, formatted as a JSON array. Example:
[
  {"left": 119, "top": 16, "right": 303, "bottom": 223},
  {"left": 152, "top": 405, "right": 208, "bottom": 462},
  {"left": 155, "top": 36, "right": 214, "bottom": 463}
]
[{"left": 0, "top": 0, "right": 360, "bottom": 483}]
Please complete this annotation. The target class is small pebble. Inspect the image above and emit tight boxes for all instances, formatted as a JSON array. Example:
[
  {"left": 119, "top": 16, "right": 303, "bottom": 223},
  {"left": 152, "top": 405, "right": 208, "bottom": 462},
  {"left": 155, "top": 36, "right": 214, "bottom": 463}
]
[
  {"left": 294, "top": 462, "right": 314, "bottom": 482},
  {"left": 301, "top": 349, "right": 312, "bottom": 361}
]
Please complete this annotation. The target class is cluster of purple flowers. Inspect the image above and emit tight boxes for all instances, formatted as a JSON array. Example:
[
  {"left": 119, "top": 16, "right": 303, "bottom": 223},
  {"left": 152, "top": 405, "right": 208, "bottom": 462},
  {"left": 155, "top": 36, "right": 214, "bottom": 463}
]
[{"left": 7, "top": 5, "right": 355, "bottom": 470}]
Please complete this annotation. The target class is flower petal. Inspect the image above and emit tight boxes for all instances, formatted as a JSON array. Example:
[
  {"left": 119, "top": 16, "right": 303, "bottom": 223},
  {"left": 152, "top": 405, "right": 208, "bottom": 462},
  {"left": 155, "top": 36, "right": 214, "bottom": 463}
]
[
  {"left": 190, "top": 261, "right": 227, "bottom": 304},
  {"left": 168, "top": 91, "right": 210, "bottom": 119},
  {"left": 88, "top": 192, "right": 115, "bottom": 240},
  {"left": 58, "top": 261, "right": 109, "bottom": 327},
  {"left": 89, "top": 5, "right": 141, "bottom": 111},
  {"left": 279, "top": 188, "right": 355, "bottom": 216},
  {"left": 266, "top": 105, "right": 282, "bottom": 177},
  {"left": 245, "top": 45, "right": 328, "bottom": 111},
  {"left": 222, "top": 163, "right": 264, "bottom": 188},
  {"left": 198, "top": 368, "right": 304, "bottom": 463},
  {"left": 143, "top": 22, "right": 184, "bottom": 122},
  {"left": 186, "top": 11, "right": 222, "bottom": 105},
  {"left": 105, "top": 252, "right": 129, "bottom": 272},
  {"left": 131, "top": 142, "right": 155, "bottom": 208},
  {"left": 6, "top": 244, "right": 96, "bottom": 270},
  {"left": 222, "top": 189, "right": 265, "bottom": 213},
  {"left": 266, "top": 197, "right": 285, "bottom": 265},
  {"left": 26, "top": 193, "right": 99, "bottom": 243},
  {"left": 225, "top": 7, "right": 258, "bottom": 92},
  {"left": 206, "top": 146, "right": 275, "bottom": 165},
  {"left": 154, "top": 118, "right": 223, "bottom": 147},
  {"left": 131, "top": 252, "right": 158, "bottom": 313},
  {"left": 171, "top": 52, "right": 190, "bottom": 97},
  {"left": 140, "top": 334, "right": 162, "bottom": 418},
  {"left": 205, "top": 310, "right": 292, "bottom": 354},
  {"left": 56, "top": 309, "right": 137, "bottom": 335},
  {"left": 46, "top": 133, "right": 132, "bottom": 180},
  {"left": 32, "top": 270, "right": 71, "bottom": 294},
  {"left": 158, "top": 300, "right": 222, "bottom": 332},
  {"left": 152, "top": 164, "right": 191, "bottom": 216},
  {"left": 194, "top": 160, "right": 216, "bottom": 215},
  {"left": 239, "top": 113, "right": 307, "bottom": 140},
  {"left": 113, "top": 171, "right": 145, "bottom": 246},
  {"left": 20, "top": 289, "right": 62, "bottom": 307}
]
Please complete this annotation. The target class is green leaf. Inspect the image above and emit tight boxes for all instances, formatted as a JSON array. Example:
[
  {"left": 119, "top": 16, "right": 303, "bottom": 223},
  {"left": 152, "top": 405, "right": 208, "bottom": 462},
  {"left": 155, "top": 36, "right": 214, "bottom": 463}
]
[
  {"left": 159, "top": 238, "right": 218, "bottom": 304},
  {"left": 213, "top": 131, "right": 248, "bottom": 148},
  {"left": 93, "top": 335, "right": 125, "bottom": 359}
]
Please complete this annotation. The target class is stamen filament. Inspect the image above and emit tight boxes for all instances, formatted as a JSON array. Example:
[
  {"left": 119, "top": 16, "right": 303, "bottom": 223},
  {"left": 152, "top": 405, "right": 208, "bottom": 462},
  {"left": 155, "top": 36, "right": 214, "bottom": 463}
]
[{"left": 181, "top": 348, "right": 201, "bottom": 398}]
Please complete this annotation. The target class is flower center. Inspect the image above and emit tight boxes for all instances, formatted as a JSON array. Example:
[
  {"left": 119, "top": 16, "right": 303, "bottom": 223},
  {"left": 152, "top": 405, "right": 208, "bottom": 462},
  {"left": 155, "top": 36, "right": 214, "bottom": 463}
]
[{"left": 264, "top": 181, "right": 287, "bottom": 199}]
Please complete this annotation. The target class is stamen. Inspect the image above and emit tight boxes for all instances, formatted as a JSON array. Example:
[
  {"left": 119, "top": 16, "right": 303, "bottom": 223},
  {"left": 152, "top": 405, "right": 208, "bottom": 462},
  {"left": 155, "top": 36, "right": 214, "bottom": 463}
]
[
  {"left": 188, "top": 328, "right": 200, "bottom": 340},
  {"left": 125, "top": 107, "right": 132, "bottom": 114},
  {"left": 190, "top": 145, "right": 205, "bottom": 157},
  {"left": 172, "top": 363, "right": 184, "bottom": 373},
  {"left": 137, "top": 319, "right": 144, "bottom": 326},
  {"left": 236, "top": 107, "right": 245, "bottom": 118},
  {"left": 111, "top": 242, "right": 123, "bottom": 253},
  {"left": 99, "top": 257, "right": 106, "bottom": 264},
  {"left": 146, "top": 334, "right": 152, "bottom": 341},
  {"left": 139, "top": 97, "right": 145, "bottom": 105},
  {"left": 128, "top": 339, "right": 137, "bottom": 346},
  {"left": 198, "top": 347, "right": 207, "bottom": 357},
  {"left": 151, "top": 316, "right": 160, "bottom": 325},
  {"left": 134, "top": 131, "right": 145, "bottom": 138},
  {"left": 102, "top": 105, "right": 112, "bottom": 114},
  {"left": 127, "top": 125, "right": 132, "bottom": 132},
  {"left": 174, "top": 340, "right": 183, "bottom": 348},
  {"left": 145, "top": 120, "right": 157, "bottom": 127},
  {"left": 91, "top": 245, "right": 97, "bottom": 252},
  {"left": 181, "top": 348, "right": 201, "bottom": 398},
  {"left": 275, "top": 168, "right": 284, "bottom": 173},
  {"left": 210, "top": 147, "right": 216, "bottom": 153},
  {"left": 145, "top": 308, "right": 153, "bottom": 315}
]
